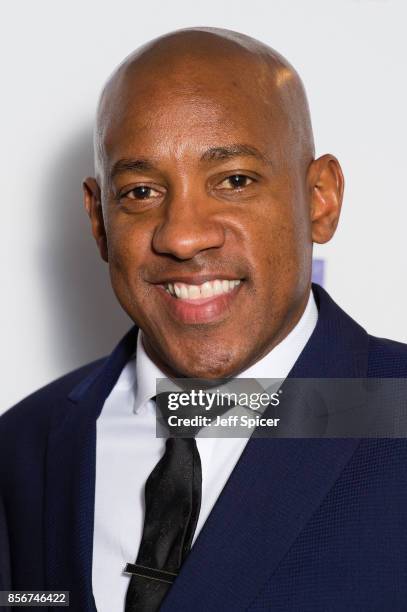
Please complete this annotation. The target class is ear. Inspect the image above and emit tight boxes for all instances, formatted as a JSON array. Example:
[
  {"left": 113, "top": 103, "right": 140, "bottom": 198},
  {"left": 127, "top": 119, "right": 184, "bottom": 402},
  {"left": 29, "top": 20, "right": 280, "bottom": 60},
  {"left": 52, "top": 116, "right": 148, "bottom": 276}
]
[
  {"left": 82, "top": 177, "right": 108, "bottom": 262},
  {"left": 307, "top": 154, "right": 344, "bottom": 244}
]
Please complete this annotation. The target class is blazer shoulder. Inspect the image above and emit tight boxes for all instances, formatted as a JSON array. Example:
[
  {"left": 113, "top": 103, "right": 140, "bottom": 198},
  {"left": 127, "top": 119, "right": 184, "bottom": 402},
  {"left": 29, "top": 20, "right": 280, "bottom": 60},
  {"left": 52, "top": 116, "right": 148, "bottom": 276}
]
[
  {"left": 0, "top": 356, "right": 107, "bottom": 431},
  {"left": 368, "top": 334, "right": 407, "bottom": 376}
]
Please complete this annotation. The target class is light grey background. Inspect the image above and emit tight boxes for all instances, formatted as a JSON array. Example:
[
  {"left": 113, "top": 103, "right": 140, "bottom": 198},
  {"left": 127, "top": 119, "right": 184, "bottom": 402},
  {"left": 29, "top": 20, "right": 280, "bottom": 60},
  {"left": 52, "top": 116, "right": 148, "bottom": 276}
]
[{"left": 2, "top": 0, "right": 406, "bottom": 410}]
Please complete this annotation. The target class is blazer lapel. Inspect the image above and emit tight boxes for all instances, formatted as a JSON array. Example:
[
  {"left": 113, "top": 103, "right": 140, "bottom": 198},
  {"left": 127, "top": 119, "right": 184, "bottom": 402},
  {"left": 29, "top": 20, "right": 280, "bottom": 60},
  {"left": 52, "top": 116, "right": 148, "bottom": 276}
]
[
  {"left": 160, "top": 284, "right": 370, "bottom": 611},
  {"left": 44, "top": 326, "right": 139, "bottom": 611}
]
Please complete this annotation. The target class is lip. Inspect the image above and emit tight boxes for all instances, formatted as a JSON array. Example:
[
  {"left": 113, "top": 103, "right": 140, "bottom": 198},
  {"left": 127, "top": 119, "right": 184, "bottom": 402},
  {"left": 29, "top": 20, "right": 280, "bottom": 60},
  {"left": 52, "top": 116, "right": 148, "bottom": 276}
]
[
  {"left": 150, "top": 274, "right": 242, "bottom": 286},
  {"left": 154, "top": 281, "right": 243, "bottom": 324}
]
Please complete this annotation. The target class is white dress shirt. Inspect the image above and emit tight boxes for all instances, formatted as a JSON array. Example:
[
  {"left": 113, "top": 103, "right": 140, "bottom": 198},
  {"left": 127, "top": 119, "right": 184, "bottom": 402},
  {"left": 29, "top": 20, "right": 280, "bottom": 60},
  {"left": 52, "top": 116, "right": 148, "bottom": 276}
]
[{"left": 92, "top": 291, "right": 318, "bottom": 611}]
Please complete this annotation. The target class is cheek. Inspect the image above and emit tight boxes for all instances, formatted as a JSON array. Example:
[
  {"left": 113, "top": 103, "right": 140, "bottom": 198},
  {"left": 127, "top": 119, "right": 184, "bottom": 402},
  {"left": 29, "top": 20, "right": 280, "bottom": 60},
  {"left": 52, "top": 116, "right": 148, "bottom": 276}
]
[
  {"left": 243, "top": 199, "right": 310, "bottom": 297},
  {"left": 105, "top": 219, "right": 150, "bottom": 294}
]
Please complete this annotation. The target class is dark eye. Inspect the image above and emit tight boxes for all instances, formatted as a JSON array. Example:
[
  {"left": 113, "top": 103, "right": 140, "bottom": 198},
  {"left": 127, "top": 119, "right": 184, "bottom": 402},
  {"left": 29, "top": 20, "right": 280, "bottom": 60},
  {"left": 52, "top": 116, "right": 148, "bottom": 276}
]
[
  {"left": 124, "top": 185, "right": 162, "bottom": 200},
  {"left": 217, "top": 174, "right": 254, "bottom": 190}
]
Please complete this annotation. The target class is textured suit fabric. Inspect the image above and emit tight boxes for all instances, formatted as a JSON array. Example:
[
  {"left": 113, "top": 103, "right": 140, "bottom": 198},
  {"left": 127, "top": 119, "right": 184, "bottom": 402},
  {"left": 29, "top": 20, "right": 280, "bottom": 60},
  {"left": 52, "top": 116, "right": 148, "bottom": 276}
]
[{"left": 1, "top": 283, "right": 407, "bottom": 611}]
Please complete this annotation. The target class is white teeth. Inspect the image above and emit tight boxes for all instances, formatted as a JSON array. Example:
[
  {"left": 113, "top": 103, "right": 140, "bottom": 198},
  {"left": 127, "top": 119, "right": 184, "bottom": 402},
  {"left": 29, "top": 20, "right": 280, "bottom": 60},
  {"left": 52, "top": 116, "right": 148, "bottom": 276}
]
[
  {"left": 164, "top": 279, "right": 241, "bottom": 300},
  {"left": 201, "top": 281, "right": 213, "bottom": 298},
  {"left": 188, "top": 285, "right": 200, "bottom": 299},
  {"left": 213, "top": 280, "right": 223, "bottom": 295}
]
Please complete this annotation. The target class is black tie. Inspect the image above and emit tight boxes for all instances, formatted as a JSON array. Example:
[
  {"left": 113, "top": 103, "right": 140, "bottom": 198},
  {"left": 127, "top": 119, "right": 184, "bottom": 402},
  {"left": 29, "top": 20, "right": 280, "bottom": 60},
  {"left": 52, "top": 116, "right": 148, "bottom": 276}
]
[{"left": 124, "top": 396, "right": 202, "bottom": 612}]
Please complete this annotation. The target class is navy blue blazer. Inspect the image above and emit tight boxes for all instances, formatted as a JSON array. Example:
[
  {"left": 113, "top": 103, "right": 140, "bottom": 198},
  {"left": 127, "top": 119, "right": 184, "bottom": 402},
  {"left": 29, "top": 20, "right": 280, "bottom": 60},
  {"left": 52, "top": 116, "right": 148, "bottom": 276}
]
[{"left": 1, "top": 283, "right": 407, "bottom": 611}]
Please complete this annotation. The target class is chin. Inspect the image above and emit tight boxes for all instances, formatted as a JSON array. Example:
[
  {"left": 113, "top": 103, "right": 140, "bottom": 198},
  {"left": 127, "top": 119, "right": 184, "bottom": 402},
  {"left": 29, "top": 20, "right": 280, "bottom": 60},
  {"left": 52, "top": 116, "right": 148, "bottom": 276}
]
[
  {"left": 170, "top": 349, "right": 243, "bottom": 380},
  {"left": 177, "top": 366, "right": 234, "bottom": 380}
]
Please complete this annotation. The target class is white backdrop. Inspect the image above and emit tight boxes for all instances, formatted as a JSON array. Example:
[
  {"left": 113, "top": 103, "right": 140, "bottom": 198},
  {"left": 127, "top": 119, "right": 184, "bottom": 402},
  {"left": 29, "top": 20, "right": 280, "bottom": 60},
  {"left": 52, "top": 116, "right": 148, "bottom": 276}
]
[{"left": 2, "top": 0, "right": 406, "bottom": 411}]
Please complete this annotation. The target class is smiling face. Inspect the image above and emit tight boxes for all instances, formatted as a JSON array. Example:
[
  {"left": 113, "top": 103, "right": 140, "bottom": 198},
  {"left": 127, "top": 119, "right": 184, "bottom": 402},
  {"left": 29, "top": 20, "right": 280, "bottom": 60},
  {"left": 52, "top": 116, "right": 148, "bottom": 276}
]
[{"left": 84, "top": 30, "right": 343, "bottom": 379}]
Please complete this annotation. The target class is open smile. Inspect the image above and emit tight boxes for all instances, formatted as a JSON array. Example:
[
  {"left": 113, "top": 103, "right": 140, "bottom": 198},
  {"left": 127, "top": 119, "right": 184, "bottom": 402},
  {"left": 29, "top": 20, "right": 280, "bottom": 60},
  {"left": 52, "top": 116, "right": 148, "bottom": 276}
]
[{"left": 154, "top": 277, "right": 243, "bottom": 324}]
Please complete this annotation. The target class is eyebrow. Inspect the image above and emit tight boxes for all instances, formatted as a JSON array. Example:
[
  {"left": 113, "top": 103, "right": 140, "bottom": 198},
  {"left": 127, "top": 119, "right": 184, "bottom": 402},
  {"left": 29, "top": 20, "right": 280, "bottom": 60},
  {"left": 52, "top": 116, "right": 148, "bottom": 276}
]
[
  {"left": 109, "top": 158, "right": 155, "bottom": 181},
  {"left": 200, "top": 144, "right": 272, "bottom": 165},
  {"left": 109, "top": 143, "right": 271, "bottom": 181}
]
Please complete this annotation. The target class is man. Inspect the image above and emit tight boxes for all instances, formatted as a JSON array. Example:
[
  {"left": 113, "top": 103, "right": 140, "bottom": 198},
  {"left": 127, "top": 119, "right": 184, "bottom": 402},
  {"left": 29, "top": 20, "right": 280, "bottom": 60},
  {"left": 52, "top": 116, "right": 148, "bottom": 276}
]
[{"left": 1, "top": 27, "right": 407, "bottom": 611}]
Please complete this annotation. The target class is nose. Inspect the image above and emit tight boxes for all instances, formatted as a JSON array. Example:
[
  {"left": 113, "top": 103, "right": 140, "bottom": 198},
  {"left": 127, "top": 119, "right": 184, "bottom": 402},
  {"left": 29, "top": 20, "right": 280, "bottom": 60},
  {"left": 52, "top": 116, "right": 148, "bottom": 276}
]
[{"left": 152, "top": 192, "right": 225, "bottom": 260}]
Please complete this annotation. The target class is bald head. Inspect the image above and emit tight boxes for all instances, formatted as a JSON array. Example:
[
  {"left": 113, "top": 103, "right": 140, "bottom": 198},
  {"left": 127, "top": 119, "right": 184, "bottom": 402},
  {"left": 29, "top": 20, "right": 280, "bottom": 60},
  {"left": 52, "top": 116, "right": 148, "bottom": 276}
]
[{"left": 93, "top": 27, "right": 315, "bottom": 184}]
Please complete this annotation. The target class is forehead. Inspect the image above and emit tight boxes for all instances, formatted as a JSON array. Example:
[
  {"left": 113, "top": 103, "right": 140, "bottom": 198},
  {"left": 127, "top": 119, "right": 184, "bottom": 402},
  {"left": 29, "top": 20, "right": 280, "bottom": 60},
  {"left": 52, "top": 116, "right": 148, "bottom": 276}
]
[{"left": 99, "top": 58, "right": 286, "bottom": 167}]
